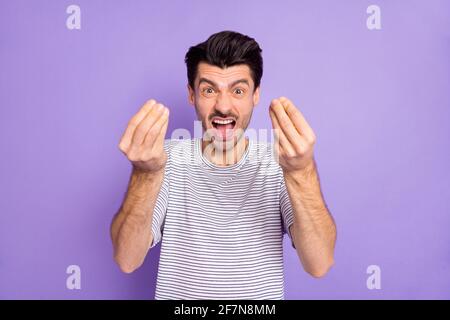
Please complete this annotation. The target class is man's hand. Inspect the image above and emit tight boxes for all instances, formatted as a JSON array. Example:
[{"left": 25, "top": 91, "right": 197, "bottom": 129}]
[
  {"left": 118, "top": 99, "right": 170, "bottom": 173},
  {"left": 269, "top": 97, "right": 316, "bottom": 173}
]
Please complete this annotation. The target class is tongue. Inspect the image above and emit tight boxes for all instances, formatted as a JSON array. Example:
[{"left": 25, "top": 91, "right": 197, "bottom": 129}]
[{"left": 215, "top": 123, "right": 234, "bottom": 140}]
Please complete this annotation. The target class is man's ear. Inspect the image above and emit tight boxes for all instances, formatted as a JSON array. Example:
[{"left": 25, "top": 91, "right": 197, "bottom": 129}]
[
  {"left": 187, "top": 84, "right": 195, "bottom": 106},
  {"left": 253, "top": 86, "right": 260, "bottom": 106}
]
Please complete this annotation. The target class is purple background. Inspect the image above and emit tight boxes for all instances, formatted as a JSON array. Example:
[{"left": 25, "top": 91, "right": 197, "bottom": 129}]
[{"left": 1, "top": 0, "right": 449, "bottom": 299}]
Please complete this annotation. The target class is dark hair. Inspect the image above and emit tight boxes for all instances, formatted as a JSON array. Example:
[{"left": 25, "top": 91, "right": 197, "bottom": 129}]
[{"left": 184, "top": 30, "right": 263, "bottom": 90}]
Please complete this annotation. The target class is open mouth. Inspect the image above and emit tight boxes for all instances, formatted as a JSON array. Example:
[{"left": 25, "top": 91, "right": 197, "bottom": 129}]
[{"left": 211, "top": 118, "right": 236, "bottom": 140}]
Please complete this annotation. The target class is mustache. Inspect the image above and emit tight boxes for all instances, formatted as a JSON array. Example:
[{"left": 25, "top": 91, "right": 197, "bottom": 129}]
[{"left": 208, "top": 112, "right": 238, "bottom": 120}]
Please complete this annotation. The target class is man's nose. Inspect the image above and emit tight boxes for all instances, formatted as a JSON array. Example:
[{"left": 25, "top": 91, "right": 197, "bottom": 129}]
[{"left": 214, "top": 92, "right": 233, "bottom": 115}]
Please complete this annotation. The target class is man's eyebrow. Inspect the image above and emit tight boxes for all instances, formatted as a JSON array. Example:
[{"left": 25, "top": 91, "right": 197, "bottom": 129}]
[
  {"left": 198, "top": 77, "right": 250, "bottom": 88},
  {"left": 198, "top": 77, "right": 217, "bottom": 87},
  {"left": 230, "top": 79, "right": 250, "bottom": 87}
]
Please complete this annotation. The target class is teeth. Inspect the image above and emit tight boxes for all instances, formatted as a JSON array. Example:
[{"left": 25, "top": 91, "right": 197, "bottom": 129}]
[{"left": 213, "top": 119, "right": 234, "bottom": 125}]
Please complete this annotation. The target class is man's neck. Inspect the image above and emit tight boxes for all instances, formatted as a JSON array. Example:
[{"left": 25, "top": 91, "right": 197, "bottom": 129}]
[{"left": 201, "top": 136, "right": 249, "bottom": 167}]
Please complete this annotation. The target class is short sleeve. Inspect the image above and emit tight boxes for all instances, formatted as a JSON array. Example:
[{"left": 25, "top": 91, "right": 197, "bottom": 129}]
[
  {"left": 150, "top": 139, "right": 172, "bottom": 249},
  {"left": 280, "top": 174, "right": 296, "bottom": 249}
]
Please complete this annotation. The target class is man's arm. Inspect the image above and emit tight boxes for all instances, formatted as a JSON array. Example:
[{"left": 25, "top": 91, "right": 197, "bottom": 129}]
[
  {"left": 111, "top": 99, "right": 169, "bottom": 273},
  {"left": 110, "top": 167, "right": 164, "bottom": 273},
  {"left": 284, "top": 160, "right": 336, "bottom": 278},
  {"left": 269, "top": 96, "right": 336, "bottom": 278}
]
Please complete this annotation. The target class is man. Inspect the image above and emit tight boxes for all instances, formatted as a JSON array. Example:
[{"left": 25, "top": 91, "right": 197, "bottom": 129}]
[{"left": 111, "top": 31, "right": 337, "bottom": 299}]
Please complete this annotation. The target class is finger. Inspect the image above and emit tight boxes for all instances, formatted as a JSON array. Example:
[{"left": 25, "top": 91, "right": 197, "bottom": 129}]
[
  {"left": 270, "top": 99, "right": 308, "bottom": 150},
  {"left": 269, "top": 109, "right": 295, "bottom": 157},
  {"left": 119, "top": 99, "right": 156, "bottom": 152},
  {"left": 143, "top": 107, "right": 169, "bottom": 151},
  {"left": 130, "top": 103, "right": 166, "bottom": 148},
  {"left": 279, "top": 97, "right": 316, "bottom": 144},
  {"left": 269, "top": 113, "right": 293, "bottom": 163},
  {"left": 154, "top": 114, "right": 169, "bottom": 151}
]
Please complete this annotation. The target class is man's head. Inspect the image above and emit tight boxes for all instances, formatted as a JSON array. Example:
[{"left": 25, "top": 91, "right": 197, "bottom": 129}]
[{"left": 185, "top": 31, "right": 263, "bottom": 149}]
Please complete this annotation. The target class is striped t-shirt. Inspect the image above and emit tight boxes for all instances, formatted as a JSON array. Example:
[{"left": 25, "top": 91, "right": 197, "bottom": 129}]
[{"left": 150, "top": 138, "right": 295, "bottom": 300}]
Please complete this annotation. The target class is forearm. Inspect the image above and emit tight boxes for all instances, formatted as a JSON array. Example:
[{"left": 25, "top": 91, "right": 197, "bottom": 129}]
[
  {"left": 283, "top": 159, "right": 336, "bottom": 277},
  {"left": 111, "top": 166, "right": 165, "bottom": 273}
]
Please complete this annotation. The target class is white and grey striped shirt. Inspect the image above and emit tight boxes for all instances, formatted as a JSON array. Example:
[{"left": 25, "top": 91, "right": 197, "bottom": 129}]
[{"left": 150, "top": 138, "right": 295, "bottom": 300}]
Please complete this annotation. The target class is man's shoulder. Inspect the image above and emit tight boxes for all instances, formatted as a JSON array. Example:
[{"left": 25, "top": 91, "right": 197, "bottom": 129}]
[
  {"left": 248, "top": 139, "right": 277, "bottom": 161},
  {"left": 163, "top": 138, "right": 194, "bottom": 152},
  {"left": 250, "top": 139, "right": 274, "bottom": 152},
  {"left": 163, "top": 139, "right": 196, "bottom": 167}
]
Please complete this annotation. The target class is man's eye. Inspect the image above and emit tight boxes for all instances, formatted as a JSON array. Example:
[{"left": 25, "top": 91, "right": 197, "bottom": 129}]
[
  {"left": 203, "top": 87, "right": 215, "bottom": 94},
  {"left": 234, "top": 88, "right": 244, "bottom": 95}
]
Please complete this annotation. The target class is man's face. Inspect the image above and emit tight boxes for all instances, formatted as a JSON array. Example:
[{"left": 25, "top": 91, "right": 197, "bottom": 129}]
[{"left": 188, "top": 62, "right": 260, "bottom": 148}]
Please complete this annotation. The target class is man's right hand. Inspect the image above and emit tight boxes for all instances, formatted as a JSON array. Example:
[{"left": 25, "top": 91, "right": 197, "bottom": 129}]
[{"left": 118, "top": 99, "right": 170, "bottom": 173}]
